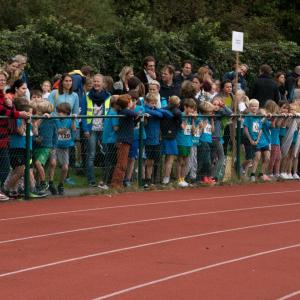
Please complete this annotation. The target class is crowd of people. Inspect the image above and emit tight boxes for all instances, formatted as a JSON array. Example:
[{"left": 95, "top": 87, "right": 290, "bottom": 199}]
[{"left": 0, "top": 54, "right": 300, "bottom": 201}]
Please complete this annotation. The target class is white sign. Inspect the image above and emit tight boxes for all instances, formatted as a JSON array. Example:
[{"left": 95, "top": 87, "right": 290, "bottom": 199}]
[{"left": 232, "top": 31, "right": 244, "bottom": 52}]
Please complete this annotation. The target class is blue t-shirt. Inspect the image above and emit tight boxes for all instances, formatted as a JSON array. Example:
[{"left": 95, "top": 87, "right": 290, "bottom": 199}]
[
  {"left": 35, "top": 119, "right": 57, "bottom": 148},
  {"left": 257, "top": 120, "right": 271, "bottom": 149},
  {"left": 243, "top": 114, "right": 262, "bottom": 141},
  {"left": 280, "top": 127, "right": 287, "bottom": 138},
  {"left": 55, "top": 118, "right": 75, "bottom": 148},
  {"left": 176, "top": 113, "right": 193, "bottom": 147},
  {"left": 133, "top": 105, "right": 146, "bottom": 140},
  {"left": 102, "top": 109, "right": 119, "bottom": 144},
  {"left": 199, "top": 117, "right": 213, "bottom": 143},
  {"left": 192, "top": 116, "right": 202, "bottom": 145},
  {"left": 10, "top": 119, "right": 33, "bottom": 149},
  {"left": 270, "top": 127, "right": 281, "bottom": 146}
]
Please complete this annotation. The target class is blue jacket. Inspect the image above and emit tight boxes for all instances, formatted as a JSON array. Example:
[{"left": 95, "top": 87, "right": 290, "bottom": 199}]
[{"left": 35, "top": 119, "right": 57, "bottom": 148}]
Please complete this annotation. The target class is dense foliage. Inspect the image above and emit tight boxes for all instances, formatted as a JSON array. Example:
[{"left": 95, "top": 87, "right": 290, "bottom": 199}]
[{"left": 0, "top": 1, "right": 299, "bottom": 87}]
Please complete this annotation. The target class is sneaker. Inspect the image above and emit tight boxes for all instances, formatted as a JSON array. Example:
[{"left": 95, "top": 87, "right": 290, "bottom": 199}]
[
  {"left": 29, "top": 191, "right": 48, "bottom": 198},
  {"left": 88, "top": 182, "right": 97, "bottom": 188},
  {"left": 0, "top": 192, "right": 9, "bottom": 201},
  {"left": 207, "top": 177, "right": 216, "bottom": 184},
  {"left": 39, "top": 182, "right": 49, "bottom": 193},
  {"left": 250, "top": 175, "right": 256, "bottom": 182},
  {"left": 162, "top": 177, "right": 170, "bottom": 185},
  {"left": 287, "top": 173, "right": 293, "bottom": 180},
  {"left": 57, "top": 184, "right": 64, "bottom": 195},
  {"left": 293, "top": 173, "right": 300, "bottom": 180},
  {"left": 123, "top": 180, "right": 131, "bottom": 187},
  {"left": 261, "top": 174, "right": 271, "bottom": 181},
  {"left": 280, "top": 173, "right": 288, "bottom": 180},
  {"left": 98, "top": 183, "right": 109, "bottom": 190},
  {"left": 178, "top": 180, "right": 189, "bottom": 187},
  {"left": 64, "top": 177, "right": 76, "bottom": 186},
  {"left": 48, "top": 183, "right": 58, "bottom": 195}
]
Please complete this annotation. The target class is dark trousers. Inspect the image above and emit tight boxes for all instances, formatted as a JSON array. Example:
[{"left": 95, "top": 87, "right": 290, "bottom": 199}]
[
  {"left": 103, "top": 143, "right": 117, "bottom": 184},
  {"left": 0, "top": 147, "right": 10, "bottom": 185},
  {"left": 197, "top": 142, "right": 212, "bottom": 179}
]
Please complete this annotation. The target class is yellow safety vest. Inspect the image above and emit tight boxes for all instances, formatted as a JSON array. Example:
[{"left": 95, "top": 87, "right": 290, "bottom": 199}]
[{"left": 86, "top": 95, "right": 111, "bottom": 124}]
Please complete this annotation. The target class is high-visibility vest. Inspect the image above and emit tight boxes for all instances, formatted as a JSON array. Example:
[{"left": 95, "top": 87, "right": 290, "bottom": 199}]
[{"left": 86, "top": 95, "right": 111, "bottom": 124}]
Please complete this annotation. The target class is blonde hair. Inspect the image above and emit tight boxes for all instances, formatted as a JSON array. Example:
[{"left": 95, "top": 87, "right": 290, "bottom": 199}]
[
  {"left": 119, "top": 66, "right": 133, "bottom": 82},
  {"left": 169, "top": 95, "right": 180, "bottom": 107},
  {"left": 265, "top": 100, "right": 279, "bottom": 114},
  {"left": 145, "top": 92, "right": 158, "bottom": 104},
  {"left": 35, "top": 101, "right": 54, "bottom": 115},
  {"left": 249, "top": 99, "right": 259, "bottom": 107},
  {"left": 199, "top": 101, "right": 215, "bottom": 113}
]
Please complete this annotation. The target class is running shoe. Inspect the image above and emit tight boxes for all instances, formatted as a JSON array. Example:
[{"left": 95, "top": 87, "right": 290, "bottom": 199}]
[{"left": 293, "top": 173, "right": 300, "bottom": 180}]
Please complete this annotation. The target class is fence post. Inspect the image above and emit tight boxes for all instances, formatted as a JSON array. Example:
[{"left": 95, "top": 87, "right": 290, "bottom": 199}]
[
  {"left": 235, "top": 116, "right": 241, "bottom": 179},
  {"left": 138, "top": 115, "right": 144, "bottom": 187},
  {"left": 24, "top": 119, "right": 31, "bottom": 200}
]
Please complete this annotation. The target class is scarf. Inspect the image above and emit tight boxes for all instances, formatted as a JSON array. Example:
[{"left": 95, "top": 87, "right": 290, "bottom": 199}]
[{"left": 88, "top": 88, "right": 110, "bottom": 106}]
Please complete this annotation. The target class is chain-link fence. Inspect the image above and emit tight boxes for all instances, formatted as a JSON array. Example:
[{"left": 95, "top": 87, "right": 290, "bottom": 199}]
[{"left": 1, "top": 113, "right": 300, "bottom": 200}]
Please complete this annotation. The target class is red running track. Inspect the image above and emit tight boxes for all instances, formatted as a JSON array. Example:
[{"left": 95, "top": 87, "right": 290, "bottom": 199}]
[{"left": 0, "top": 182, "right": 300, "bottom": 299}]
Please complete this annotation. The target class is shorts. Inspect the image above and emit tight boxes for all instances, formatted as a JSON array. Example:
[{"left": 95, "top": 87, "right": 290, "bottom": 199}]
[
  {"left": 161, "top": 139, "right": 178, "bottom": 155},
  {"left": 9, "top": 148, "right": 26, "bottom": 169},
  {"left": 145, "top": 144, "right": 160, "bottom": 161},
  {"left": 33, "top": 148, "right": 51, "bottom": 165},
  {"left": 177, "top": 145, "right": 191, "bottom": 157},
  {"left": 128, "top": 140, "right": 139, "bottom": 159},
  {"left": 56, "top": 148, "right": 69, "bottom": 165},
  {"left": 255, "top": 145, "right": 270, "bottom": 152}
]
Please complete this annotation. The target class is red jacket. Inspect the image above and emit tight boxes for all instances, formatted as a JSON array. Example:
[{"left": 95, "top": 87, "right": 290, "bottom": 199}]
[{"left": 0, "top": 91, "right": 20, "bottom": 147}]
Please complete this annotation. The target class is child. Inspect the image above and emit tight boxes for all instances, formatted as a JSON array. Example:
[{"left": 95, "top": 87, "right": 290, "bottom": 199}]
[
  {"left": 265, "top": 100, "right": 282, "bottom": 179},
  {"left": 176, "top": 98, "right": 197, "bottom": 187},
  {"left": 160, "top": 95, "right": 182, "bottom": 184},
  {"left": 211, "top": 96, "right": 232, "bottom": 182},
  {"left": 3, "top": 97, "right": 44, "bottom": 198},
  {"left": 111, "top": 94, "right": 139, "bottom": 188},
  {"left": 101, "top": 96, "right": 119, "bottom": 189},
  {"left": 143, "top": 93, "right": 168, "bottom": 187},
  {"left": 124, "top": 91, "right": 145, "bottom": 187},
  {"left": 236, "top": 89, "right": 250, "bottom": 113},
  {"left": 197, "top": 101, "right": 216, "bottom": 184},
  {"left": 33, "top": 101, "right": 57, "bottom": 192},
  {"left": 51, "top": 102, "right": 76, "bottom": 195},
  {"left": 41, "top": 80, "right": 51, "bottom": 100},
  {"left": 148, "top": 81, "right": 162, "bottom": 108},
  {"left": 30, "top": 90, "right": 43, "bottom": 105}
]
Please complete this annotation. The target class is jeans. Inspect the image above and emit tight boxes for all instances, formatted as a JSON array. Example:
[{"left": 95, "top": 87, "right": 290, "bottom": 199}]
[{"left": 86, "top": 131, "right": 102, "bottom": 183}]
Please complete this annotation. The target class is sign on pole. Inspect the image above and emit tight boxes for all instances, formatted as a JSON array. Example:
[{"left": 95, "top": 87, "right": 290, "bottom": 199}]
[{"left": 232, "top": 31, "right": 244, "bottom": 52}]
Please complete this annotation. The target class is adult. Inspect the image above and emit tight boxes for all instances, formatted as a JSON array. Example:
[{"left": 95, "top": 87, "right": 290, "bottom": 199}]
[
  {"left": 5, "top": 79, "right": 28, "bottom": 104},
  {"left": 286, "top": 66, "right": 300, "bottom": 102},
  {"left": 250, "top": 64, "right": 280, "bottom": 107},
  {"left": 292, "top": 77, "right": 300, "bottom": 101},
  {"left": 48, "top": 74, "right": 79, "bottom": 194},
  {"left": 159, "top": 64, "right": 180, "bottom": 106},
  {"left": 274, "top": 72, "right": 287, "bottom": 101},
  {"left": 2, "top": 58, "right": 20, "bottom": 89},
  {"left": 136, "top": 56, "right": 157, "bottom": 94},
  {"left": 69, "top": 65, "right": 93, "bottom": 108},
  {"left": 223, "top": 63, "right": 248, "bottom": 93},
  {"left": 81, "top": 74, "right": 111, "bottom": 187},
  {"left": 0, "top": 70, "right": 29, "bottom": 201},
  {"left": 14, "top": 54, "right": 29, "bottom": 86},
  {"left": 174, "top": 60, "right": 193, "bottom": 86},
  {"left": 113, "top": 66, "right": 134, "bottom": 95},
  {"left": 217, "top": 80, "right": 234, "bottom": 156}
]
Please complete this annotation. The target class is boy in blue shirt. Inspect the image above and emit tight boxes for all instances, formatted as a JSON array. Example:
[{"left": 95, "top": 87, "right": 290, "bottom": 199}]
[
  {"left": 52, "top": 102, "right": 76, "bottom": 195},
  {"left": 176, "top": 98, "right": 197, "bottom": 187}
]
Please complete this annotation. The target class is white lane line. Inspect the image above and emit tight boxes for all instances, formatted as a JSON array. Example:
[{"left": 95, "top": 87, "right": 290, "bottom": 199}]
[
  {"left": 1, "top": 202, "right": 300, "bottom": 245},
  {"left": 1, "top": 189, "right": 300, "bottom": 222},
  {"left": 277, "top": 290, "right": 300, "bottom": 300},
  {"left": 93, "top": 243, "right": 300, "bottom": 300},
  {"left": 0, "top": 218, "right": 299, "bottom": 279}
]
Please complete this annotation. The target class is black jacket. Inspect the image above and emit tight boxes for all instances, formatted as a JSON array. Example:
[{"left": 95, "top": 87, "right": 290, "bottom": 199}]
[
  {"left": 250, "top": 74, "right": 280, "bottom": 107},
  {"left": 160, "top": 106, "right": 182, "bottom": 139}
]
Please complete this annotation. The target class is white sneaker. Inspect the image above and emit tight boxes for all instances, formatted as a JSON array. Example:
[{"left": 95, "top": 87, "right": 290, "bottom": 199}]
[
  {"left": 287, "top": 173, "right": 293, "bottom": 180},
  {"left": 293, "top": 173, "right": 300, "bottom": 180},
  {"left": 178, "top": 180, "right": 189, "bottom": 187},
  {"left": 0, "top": 193, "right": 9, "bottom": 201},
  {"left": 98, "top": 183, "right": 109, "bottom": 190},
  {"left": 162, "top": 177, "right": 170, "bottom": 184},
  {"left": 280, "top": 173, "right": 288, "bottom": 180},
  {"left": 250, "top": 175, "right": 256, "bottom": 182}
]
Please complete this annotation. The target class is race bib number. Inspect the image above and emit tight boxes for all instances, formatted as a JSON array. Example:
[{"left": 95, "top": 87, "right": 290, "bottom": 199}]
[
  {"left": 194, "top": 127, "right": 201, "bottom": 138},
  {"left": 58, "top": 129, "right": 71, "bottom": 141},
  {"left": 184, "top": 124, "right": 192, "bottom": 135},
  {"left": 252, "top": 122, "right": 259, "bottom": 133},
  {"left": 204, "top": 123, "right": 212, "bottom": 134}
]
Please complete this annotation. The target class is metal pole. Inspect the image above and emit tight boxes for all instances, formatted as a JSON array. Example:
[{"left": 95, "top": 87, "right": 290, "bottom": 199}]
[
  {"left": 24, "top": 120, "right": 31, "bottom": 200},
  {"left": 138, "top": 115, "right": 144, "bottom": 187}
]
